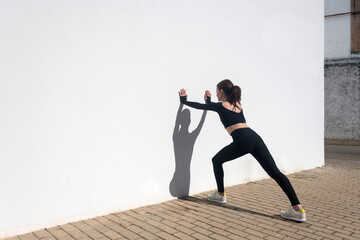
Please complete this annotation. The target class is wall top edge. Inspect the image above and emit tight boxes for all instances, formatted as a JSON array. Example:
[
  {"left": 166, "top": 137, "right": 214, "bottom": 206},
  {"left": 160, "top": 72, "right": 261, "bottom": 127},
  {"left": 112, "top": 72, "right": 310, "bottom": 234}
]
[{"left": 325, "top": 56, "right": 360, "bottom": 65}]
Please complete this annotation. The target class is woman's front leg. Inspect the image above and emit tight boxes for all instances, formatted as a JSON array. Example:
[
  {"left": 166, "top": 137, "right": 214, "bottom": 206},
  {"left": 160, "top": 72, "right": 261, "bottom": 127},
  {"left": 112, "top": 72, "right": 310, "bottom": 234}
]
[{"left": 211, "top": 142, "right": 247, "bottom": 193}]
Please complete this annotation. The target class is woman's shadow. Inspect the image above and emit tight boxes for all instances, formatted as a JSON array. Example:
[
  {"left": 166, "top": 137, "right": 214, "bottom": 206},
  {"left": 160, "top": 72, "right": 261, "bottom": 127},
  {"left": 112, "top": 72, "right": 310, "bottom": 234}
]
[{"left": 169, "top": 102, "right": 207, "bottom": 198}]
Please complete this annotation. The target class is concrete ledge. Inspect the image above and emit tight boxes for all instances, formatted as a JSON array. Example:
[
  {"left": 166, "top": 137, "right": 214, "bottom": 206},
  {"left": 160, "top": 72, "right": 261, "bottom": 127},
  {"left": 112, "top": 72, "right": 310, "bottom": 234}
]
[
  {"left": 325, "top": 138, "right": 360, "bottom": 146},
  {"left": 325, "top": 56, "right": 360, "bottom": 65}
]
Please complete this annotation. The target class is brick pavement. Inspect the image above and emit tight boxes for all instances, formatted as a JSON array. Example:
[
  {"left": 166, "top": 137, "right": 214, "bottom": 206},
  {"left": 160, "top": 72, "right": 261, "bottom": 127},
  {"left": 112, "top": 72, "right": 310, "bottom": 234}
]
[{"left": 4, "top": 144, "right": 360, "bottom": 240}]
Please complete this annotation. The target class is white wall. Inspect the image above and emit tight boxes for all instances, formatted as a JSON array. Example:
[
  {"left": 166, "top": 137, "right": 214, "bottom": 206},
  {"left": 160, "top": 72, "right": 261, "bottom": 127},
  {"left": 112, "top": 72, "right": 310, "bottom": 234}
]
[
  {"left": 324, "top": 0, "right": 351, "bottom": 58},
  {"left": 0, "top": 0, "right": 324, "bottom": 237}
]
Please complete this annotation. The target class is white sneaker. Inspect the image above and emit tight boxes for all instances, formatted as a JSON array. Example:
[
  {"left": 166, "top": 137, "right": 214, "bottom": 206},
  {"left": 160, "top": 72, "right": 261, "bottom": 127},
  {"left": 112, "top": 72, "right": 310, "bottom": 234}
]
[
  {"left": 206, "top": 192, "right": 227, "bottom": 204},
  {"left": 280, "top": 207, "right": 306, "bottom": 222}
]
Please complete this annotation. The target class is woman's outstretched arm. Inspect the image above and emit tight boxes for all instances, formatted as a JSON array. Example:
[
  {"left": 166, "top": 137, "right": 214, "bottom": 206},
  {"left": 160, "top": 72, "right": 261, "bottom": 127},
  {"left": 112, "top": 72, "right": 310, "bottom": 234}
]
[{"left": 178, "top": 88, "right": 219, "bottom": 111}]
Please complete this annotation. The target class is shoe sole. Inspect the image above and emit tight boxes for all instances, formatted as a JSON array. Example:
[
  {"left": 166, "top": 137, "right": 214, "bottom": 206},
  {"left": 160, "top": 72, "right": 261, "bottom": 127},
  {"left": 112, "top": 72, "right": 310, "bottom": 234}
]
[
  {"left": 206, "top": 197, "right": 227, "bottom": 204},
  {"left": 280, "top": 214, "right": 306, "bottom": 222}
]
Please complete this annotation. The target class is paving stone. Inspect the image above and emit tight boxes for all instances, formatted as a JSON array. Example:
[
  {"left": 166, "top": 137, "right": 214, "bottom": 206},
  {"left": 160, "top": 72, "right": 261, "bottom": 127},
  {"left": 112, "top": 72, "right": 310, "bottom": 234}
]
[
  {"left": 18, "top": 234, "right": 38, "bottom": 240},
  {"left": 136, "top": 231, "right": 158, "bottom": 240},
  {"left": 32, "top": 230, "right": 55, "bottom": 239},
  {"left": 173, "top": 232, "right": 196, "bottom": 240}
]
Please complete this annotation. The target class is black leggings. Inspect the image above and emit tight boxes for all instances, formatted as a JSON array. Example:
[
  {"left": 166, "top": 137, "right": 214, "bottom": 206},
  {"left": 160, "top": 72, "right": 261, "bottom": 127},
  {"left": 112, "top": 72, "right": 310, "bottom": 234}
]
[{"left": 212, "top": 128, "right": 300, "bottom": 206}]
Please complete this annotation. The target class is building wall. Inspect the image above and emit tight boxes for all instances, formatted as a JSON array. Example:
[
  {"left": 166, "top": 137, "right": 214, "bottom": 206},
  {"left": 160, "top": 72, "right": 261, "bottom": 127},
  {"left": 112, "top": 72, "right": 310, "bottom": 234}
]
[
  {"left": 324, "top": 0, "right": 360, "bottom": 141},
  {"left": 324, "top": 0, "right": 351, "bottom": 58},
  {"left": 0, "top": 0, "right": 324, "bottom": 237},
  {"left": 325, "top": 57, "right": 360, "bottom": 140},
  {"left": 325, "top": 15, "right": 351, "bottom": 58},
  {"left": 325, "top": 0, "right": 351, "bottom": 14}
]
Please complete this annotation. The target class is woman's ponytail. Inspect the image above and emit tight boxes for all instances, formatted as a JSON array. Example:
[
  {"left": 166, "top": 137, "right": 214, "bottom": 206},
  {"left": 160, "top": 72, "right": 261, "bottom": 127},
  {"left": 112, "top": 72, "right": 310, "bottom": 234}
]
[{"left": 231, "top": 85, "right": 241, "bottom": 103}]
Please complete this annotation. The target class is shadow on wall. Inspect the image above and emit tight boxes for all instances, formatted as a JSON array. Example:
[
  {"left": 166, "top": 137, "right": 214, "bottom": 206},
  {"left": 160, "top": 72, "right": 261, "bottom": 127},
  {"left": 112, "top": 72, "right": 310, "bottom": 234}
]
[{"left": 170, "top": 102, "right": 207, "bottom": 198}]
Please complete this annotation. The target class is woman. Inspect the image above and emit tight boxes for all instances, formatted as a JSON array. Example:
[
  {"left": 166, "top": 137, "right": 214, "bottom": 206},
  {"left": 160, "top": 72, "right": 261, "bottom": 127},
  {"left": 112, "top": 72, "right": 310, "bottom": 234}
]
[{"left": 178, "top": 79, "right": 306, "bottom": 222}]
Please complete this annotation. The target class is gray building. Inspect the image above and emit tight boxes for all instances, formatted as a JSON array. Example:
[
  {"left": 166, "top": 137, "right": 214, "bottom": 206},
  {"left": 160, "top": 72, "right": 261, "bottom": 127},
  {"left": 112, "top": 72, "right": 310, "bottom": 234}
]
[{"left": 325, "top": 0, "right": 360, "bottom": 142}]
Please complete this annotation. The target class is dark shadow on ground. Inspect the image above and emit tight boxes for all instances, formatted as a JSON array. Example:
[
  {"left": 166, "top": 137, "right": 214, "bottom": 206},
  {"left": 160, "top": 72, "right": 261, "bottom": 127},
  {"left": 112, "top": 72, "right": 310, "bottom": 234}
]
[
  {"left": 181, "top": 196, "right": 306, "bottom": 224},
  {"left": 181, "top": 195, "right": 274, "bottom": 219},
  {"left": 169, "top": 103, "right": 207, "bottom": 198}
]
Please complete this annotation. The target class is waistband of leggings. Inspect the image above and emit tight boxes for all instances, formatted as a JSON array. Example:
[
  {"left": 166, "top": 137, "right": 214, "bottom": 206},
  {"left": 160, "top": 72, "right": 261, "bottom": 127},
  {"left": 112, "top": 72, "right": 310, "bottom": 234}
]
[{"left": 230, "top": 127, "right": 252, "bottom": 137}]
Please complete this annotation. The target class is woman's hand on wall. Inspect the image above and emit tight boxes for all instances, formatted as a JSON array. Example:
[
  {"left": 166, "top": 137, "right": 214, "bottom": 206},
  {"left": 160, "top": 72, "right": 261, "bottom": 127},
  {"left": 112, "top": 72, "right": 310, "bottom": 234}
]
[
  {"left": 204, "top": 90, "right": 211, "bottom": 102},
  {"left": 179, "top": 88, "right": 187, "bottom": 98}
]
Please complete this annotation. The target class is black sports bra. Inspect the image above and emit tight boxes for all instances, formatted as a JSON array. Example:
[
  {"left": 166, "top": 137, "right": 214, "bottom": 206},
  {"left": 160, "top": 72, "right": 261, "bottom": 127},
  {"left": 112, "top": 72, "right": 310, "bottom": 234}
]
[{"left": 180, "top": 96, "right": 246, "bottom": 128}]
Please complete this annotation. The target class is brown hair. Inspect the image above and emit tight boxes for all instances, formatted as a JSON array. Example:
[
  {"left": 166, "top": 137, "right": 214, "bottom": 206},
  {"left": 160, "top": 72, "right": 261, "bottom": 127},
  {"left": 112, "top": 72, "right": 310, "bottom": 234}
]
[{"left": 217, "top": 79, "right": 241, "bottom": 105}]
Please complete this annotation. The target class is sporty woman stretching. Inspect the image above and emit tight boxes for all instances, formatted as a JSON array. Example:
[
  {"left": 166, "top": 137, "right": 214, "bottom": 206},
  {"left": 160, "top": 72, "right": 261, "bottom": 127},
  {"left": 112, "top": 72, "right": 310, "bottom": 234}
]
[{"left": 178, "top": 79, "right": 306, "bottom": 222}]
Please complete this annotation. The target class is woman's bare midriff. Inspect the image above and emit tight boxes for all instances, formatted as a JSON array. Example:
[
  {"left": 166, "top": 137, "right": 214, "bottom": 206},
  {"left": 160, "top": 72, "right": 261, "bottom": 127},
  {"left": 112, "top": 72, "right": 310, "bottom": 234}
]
[{"left": 226, "top": 123, "right": 249, "bottom": 135}]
